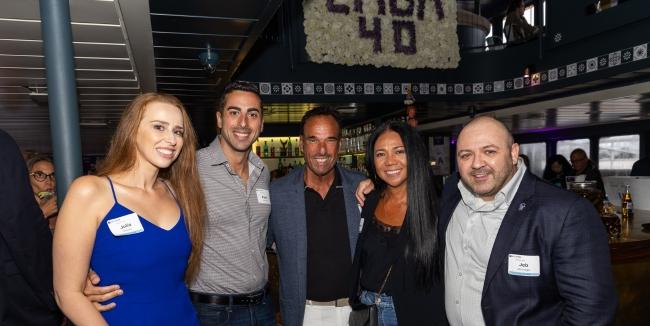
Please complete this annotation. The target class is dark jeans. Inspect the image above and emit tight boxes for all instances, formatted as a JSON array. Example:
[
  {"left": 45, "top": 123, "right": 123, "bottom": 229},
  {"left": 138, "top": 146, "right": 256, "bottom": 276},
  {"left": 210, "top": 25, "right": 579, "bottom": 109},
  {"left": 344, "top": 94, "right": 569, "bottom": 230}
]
[{"left": 193, "top": 292, "right": 275, "bottom": 326}]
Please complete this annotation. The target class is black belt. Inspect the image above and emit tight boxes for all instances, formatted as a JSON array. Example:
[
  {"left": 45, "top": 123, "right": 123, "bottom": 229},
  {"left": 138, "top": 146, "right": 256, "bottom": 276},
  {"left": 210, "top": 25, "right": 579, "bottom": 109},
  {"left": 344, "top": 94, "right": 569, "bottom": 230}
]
[{"left": 190, "top": 284, "right": 269, "bottom": 306}]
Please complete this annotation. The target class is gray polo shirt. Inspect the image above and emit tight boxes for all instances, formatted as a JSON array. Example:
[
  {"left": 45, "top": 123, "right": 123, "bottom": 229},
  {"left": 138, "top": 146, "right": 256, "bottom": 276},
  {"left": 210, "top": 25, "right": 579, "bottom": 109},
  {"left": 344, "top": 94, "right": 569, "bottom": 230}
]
[
  {"left": 190, "top": 137, "right": 271, "bottom": 294},
  {"left": 445, "top": 160, "right": 526, "bottom": 326}
]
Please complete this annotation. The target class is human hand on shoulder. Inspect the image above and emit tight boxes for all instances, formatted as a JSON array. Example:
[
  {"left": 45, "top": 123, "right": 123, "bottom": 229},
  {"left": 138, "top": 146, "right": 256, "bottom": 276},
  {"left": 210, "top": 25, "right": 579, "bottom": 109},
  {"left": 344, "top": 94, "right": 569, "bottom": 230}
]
[{"left": 355, "top": 179, "right": 375, "bottom": 207}]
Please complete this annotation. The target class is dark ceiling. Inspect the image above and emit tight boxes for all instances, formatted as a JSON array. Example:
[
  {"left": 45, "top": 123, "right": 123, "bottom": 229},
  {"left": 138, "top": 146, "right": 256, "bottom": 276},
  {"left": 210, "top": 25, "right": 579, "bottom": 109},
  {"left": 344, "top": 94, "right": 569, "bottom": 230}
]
[{"left": 0, "top": 0, "right": 649, "bottom": 155}]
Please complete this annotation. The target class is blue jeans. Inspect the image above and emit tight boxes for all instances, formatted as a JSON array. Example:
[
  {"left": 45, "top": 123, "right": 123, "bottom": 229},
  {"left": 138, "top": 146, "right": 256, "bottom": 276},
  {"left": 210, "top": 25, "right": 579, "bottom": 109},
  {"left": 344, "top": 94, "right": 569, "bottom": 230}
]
[
  {"left": 359, "top": 290, "right": 398, "bottom": 326},
  {"left": 193, "top": 292, "right": 275, "bottom": 326}
]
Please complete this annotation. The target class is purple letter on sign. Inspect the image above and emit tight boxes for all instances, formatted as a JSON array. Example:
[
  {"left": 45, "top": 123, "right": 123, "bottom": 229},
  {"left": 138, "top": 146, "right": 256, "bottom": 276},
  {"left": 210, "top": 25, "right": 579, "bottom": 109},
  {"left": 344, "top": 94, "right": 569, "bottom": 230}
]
[
  {"left": 327, "top": 0, "right": 349, "bottom": 14},
  {"left": 359, "top": 16, "right": 382, "bottom": 53},
  {"left": 389, "top": 0, "right": 414, "bottom": 17},
  {"left": 392, "top": 20, "right": 416, "bottom": 54}
]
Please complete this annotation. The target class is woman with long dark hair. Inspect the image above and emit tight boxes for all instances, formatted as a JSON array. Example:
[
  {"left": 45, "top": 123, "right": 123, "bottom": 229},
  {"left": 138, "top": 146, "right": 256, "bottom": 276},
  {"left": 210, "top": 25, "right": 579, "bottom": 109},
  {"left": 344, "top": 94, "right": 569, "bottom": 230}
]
[
  {"left": 53, "top": 93, "right": 206, "bottom": 325},
  {"left": 543, "top": 154, "right": 572, "bottom": 189},
  {"left": 349, "top": 121, "right": 446, "bottom": 325}
]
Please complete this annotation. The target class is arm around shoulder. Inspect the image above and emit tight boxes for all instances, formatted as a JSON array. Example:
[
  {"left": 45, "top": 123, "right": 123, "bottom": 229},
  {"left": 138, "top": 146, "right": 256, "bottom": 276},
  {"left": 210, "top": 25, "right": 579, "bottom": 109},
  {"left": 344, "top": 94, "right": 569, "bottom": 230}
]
[
  {"left": 52, "top": 175, "right": 110, "bottom": 325},
  {"left": 552, "top": 197, "right": 617, "bottom": 325}
]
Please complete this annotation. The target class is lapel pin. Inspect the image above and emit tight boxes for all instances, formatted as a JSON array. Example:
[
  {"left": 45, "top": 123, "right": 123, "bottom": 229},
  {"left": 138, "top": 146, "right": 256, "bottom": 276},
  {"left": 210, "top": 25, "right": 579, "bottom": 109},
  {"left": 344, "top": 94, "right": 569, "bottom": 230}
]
[{"left": 518, "top": 203, "right": 526, "bottom": 211}]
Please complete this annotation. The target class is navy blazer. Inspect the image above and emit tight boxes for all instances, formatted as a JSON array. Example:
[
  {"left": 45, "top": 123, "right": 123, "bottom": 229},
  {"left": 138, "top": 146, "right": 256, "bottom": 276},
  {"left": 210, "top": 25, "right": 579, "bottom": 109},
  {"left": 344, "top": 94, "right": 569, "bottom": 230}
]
[
  {"left": 439, "top": 172, "right": 617, "bottom": 325},
  {"left": 268, "top": 166, "right": 365, "bottom": 326},
  {"left": 0, "top": 129, "right": 61, "bottom": 325}
]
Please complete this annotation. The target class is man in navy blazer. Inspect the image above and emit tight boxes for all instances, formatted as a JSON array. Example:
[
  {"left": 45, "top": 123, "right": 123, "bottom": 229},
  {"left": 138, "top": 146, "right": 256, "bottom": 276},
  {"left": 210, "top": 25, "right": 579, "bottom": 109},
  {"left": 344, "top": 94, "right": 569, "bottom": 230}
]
[
  {"left": 268, "top": 107, "right": 365, "bottom": 326},
  {"left": 440, "top": 117, "right": 616, "bottom": 325},
  {"left": 0, "top": 129, "right": 62, "bottom": 325}
]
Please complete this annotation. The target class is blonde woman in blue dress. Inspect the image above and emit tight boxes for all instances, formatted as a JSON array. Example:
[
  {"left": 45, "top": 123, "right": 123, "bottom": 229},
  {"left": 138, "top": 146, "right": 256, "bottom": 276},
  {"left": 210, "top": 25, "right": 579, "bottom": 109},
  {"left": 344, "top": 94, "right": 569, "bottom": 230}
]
[{"left": 53, "top": 93, "right": 205, "bottom": 325}]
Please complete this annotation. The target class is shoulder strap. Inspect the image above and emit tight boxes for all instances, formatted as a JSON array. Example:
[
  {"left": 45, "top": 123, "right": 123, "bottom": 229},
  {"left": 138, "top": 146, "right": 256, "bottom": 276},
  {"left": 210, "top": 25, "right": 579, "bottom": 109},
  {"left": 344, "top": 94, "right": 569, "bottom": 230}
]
[
  {"left": 374, "top": 265, "right": 393, "bottom": 304},
  {"left": 106, "top": 176, "right": 118, "bottom": 203}
]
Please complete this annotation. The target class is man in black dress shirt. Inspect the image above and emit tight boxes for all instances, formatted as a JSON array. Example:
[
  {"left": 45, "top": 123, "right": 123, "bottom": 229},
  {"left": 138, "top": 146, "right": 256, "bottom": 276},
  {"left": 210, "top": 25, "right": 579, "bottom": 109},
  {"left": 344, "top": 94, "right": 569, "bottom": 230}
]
[{"left": 268, "top": 108, "right": 366, "bottom": 326}]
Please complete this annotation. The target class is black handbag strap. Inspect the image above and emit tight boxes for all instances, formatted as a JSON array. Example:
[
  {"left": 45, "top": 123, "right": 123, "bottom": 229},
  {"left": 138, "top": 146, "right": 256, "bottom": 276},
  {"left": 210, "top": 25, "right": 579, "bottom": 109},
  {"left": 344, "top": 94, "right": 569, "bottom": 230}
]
[{"left": 373, "top": 265, "right": 393, "bottom": 304}]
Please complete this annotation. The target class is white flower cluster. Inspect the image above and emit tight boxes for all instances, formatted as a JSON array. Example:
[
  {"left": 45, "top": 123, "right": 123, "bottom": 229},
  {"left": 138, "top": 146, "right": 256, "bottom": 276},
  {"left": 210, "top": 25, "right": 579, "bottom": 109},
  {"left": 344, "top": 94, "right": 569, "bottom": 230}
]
[{"left": 303, "top": 0, "right": 460, "bottom": 69}]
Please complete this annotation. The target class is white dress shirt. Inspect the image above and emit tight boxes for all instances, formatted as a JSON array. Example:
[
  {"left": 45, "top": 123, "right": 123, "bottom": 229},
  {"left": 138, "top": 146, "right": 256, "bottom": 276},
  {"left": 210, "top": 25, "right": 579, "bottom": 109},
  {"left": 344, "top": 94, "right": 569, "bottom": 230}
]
[{"left": 445, "top": 162, "right": 526, "bottom": 326}]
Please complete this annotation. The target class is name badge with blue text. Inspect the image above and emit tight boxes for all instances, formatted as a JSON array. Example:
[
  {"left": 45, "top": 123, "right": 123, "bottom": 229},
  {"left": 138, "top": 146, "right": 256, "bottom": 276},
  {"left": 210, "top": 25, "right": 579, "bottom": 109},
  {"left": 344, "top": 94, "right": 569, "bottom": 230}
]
[
  {"left": 508, "top": 254, "right": 540, "bottom": 277},
  {"left": 107, "top": 213, "right": 144, "bottom": 236},
  {"left": 256, "top": 189, "right": 271, "bottom": 204}
]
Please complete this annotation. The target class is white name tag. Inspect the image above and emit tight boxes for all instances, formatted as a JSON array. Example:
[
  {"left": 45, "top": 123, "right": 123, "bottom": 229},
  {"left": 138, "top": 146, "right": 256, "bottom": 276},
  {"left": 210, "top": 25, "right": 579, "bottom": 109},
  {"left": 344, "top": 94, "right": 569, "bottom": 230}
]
[
  {"left": 256, "top": 189, "right": 270, "bottom": 204},
  {"left": 107, "top": 213, "right": 144, "bottom": 236},
  {"left": 508, "top": 254, "right": 540, "bottom": 277},
  {"left": 358, "top": 217, "right": 365, "bottom": 233}
]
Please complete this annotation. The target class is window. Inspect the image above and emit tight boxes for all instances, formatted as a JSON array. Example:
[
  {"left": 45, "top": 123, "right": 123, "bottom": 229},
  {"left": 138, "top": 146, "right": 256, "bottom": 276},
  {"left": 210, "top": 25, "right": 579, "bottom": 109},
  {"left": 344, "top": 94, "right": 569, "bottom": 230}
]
[
  {"left": 519, "top": 142, "right": 546, "bottom": 177},
  {"left": 557, "top": 139, "right": 590, "bottom": 162},
  {"left": 598, "top": 134, "right": 639, "bottom": 176}
]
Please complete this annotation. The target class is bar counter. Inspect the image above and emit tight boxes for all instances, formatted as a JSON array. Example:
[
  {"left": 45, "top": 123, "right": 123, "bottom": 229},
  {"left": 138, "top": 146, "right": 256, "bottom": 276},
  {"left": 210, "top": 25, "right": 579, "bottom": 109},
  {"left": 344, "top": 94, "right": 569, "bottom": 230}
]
[{"left": 610, "top": 210, "right": 650, "bottom": 325}]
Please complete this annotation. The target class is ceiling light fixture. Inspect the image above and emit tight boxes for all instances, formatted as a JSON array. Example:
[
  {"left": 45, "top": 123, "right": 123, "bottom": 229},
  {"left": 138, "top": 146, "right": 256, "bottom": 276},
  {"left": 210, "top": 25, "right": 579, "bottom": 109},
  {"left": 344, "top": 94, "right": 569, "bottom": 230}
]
[{"left": 199, "top": 43, "right": 219, "bottom": 74}]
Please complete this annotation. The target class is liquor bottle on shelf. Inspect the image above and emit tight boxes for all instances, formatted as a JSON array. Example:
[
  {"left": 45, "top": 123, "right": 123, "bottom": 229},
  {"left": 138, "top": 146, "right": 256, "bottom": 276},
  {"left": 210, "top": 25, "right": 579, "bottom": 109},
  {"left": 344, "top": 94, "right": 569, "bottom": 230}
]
[
  {"left": 255, "top": 144, "right": 261, "bottom": 157},
  {"left": 621, "top": 184, "right": 634, "bottom": 220},
  {"left": 294, "top": 140, "right": 300, "bottom": 157},
  {"left": 287, "top": 138, "right": 293, "bottom": 157},
  {"left": 262, "top": 141, "right": 269, "bottom": 158}
]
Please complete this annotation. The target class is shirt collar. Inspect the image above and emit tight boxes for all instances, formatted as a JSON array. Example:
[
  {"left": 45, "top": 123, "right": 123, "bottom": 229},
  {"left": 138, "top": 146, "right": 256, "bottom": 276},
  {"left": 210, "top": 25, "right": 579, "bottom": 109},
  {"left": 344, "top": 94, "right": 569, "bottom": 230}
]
[
  {"left": 304, "top": 166, "right": 342, "bottom": 191},
  {"left": 457, "top": 158, "right": 527, "bottom": 212},
  {"left": 207, "top": 136, "right": 265, "bottom": 171}
]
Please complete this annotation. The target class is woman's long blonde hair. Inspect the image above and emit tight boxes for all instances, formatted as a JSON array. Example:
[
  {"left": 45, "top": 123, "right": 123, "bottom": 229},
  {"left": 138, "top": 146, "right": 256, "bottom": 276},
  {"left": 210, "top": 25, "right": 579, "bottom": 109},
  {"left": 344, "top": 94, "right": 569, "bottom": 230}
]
[{"left": 97, "top": 93, "right": 206, "bottom": 282}]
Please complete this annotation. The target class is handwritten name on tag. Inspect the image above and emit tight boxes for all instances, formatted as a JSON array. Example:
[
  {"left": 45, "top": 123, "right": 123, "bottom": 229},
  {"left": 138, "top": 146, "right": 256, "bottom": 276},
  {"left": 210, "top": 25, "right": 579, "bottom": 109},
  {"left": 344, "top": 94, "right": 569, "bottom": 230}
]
[
  {"left": 256, "top": 189, "right": 271, "bottom": 204},
  {"left": 107, "top": 213, "right": 144, "bottom": 236},
  {"left": 508, "top": 254, "right": 540, "bottom": 277}
]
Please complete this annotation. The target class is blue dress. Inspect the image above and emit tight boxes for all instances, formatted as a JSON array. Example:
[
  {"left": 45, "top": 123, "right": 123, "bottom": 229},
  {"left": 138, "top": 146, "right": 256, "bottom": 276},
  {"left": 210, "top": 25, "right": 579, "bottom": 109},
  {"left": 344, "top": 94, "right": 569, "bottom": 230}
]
[{"left": 90, "top": 177, "right": 199, "bottom": 325}]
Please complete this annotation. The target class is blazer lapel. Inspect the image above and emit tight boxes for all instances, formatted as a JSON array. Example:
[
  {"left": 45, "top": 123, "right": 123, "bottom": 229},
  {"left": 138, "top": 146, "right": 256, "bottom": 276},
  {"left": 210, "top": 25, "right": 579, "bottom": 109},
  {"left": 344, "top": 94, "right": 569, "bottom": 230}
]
[
  {"left": 291, "top": 168, "right": 309, "bottom": 302},
  {"left": 481, "top": 173, "right": 536, "bottom": 299}
]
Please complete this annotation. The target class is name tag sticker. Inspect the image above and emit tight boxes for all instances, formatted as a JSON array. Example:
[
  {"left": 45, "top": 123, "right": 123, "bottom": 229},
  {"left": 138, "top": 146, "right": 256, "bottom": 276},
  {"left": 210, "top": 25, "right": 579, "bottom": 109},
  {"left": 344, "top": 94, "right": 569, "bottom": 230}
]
[
  {"left": 508, "top": 254, "right": 540, "bottom": 277},
  {"left": 358, "top": 217, "right": 365, "bottom": 233},
  {"left": 107, "top": 213, "right": 144, "bottom": 236},
  {"left": 256, "top": 189, "right": 271, "bottom": 204}
]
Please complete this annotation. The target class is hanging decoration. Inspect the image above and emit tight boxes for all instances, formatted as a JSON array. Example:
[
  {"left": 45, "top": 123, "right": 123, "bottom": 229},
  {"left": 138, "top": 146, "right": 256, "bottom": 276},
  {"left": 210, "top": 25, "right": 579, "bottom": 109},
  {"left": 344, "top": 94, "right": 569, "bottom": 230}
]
[{"left": 303, "top": 0, "right": 460, "bottom": 69}]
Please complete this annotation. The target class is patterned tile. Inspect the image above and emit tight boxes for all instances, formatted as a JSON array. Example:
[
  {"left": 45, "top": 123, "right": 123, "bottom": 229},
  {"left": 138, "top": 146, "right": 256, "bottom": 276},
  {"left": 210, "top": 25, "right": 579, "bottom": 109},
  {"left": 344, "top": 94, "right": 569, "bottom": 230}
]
[
  {"left": 548, "top": 68, "right": 558, "bottom": 82},
  {"left": 314, "top": 83, "right": 324, "bottom": 94},
  {"left": 324, "top": 83, "right": 335, "bottom": 95},
  {"left": 259, "top": 82, "right": 271, "bottom": 95},
  {"left": 473, "top": 83, "right": 483, "bottom": 94},
  {"left": 271, "top": 83, "right": 281, "bottom": 95},
  {"left": 303, "top": 83, "right": 314, "bottom": 95},
  {"left": 531, "top": 73, "right": 541, "bottom": 86},
  {"left": 293, "top": 83, "right": 303, "bottom": 95},
  {"left": 437, "top": 83, "right": 446, "bottom": 95},
  {"left": 454, "top": 83, "right": 464, "bottom": 94},
  {"left": 383, "top": 83, "right": 393, "bottom": 95},
  {"left": 335, "top": 83, "right": 345, "bottom": 95},
  {"left": 493, "top": 80, "right": 504, "bottom": 92},
  {"left": 281, "top": 83, "right": 293, "bottom": 95},
  {"left": 364, "top": 83, "right": 375, "bottom": 94},
  {"left": 622, "top": 48, "right": 633, "bottom": 63},
  {"left": 598, "top": 55, "right": 608, "bottom": 69},
  {"left": 344, "top": 83, "right": 355, "bottom": 94},
  {"left": 633, "top": 43, "right": 648, "bottom": 61},
  {"left": 586, "top": 58, "right": 597, "bottom": 73},
  {"left": 514, "top": 77, "right": 524, "bottom": 89},
  {"left": 609, "top": 51, "right": 621, "bottom": 67},
  {"left": 566, "top": 63, "right": 577, "bottom": 77}
]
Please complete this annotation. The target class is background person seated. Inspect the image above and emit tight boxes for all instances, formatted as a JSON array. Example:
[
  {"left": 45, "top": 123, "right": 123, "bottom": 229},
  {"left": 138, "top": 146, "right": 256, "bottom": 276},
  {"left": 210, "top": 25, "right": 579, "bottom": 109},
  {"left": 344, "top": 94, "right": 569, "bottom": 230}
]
[
  {"left": 543, "top": 154, "right": 572, "bottom": 189},
  {"left": 630, "top": 156, "right": 650, "bottom": 176},
  {"left": 569, "top": 149, "right": 605, "bottom": 194},
  {"left": 504, "top": 0, "right": 539, "bottom": 43},
  {"left": 26, "top": 155, "right": 58, "bottom": 230}
]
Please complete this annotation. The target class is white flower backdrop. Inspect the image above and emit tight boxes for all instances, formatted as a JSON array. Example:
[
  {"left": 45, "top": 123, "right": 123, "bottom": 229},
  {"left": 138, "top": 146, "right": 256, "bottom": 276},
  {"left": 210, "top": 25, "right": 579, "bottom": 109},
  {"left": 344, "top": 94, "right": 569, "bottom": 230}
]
[{"left": 303, "top": 0, "right": 460, "bottom": 69}]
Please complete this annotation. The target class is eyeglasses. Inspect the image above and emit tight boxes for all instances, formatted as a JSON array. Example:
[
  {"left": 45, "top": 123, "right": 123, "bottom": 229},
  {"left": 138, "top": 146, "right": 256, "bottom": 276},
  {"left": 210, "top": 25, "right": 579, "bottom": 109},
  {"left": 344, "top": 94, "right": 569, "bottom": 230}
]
[{"left": 30, "top": 171, "right": 55, "bottom": 182}]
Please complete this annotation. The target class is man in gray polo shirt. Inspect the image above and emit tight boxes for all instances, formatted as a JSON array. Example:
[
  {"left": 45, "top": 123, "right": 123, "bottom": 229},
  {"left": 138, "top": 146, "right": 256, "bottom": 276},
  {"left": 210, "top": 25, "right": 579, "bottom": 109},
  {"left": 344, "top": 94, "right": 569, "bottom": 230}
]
[{"left": 190, "top": 81, "right": 274, "bottom": 325}]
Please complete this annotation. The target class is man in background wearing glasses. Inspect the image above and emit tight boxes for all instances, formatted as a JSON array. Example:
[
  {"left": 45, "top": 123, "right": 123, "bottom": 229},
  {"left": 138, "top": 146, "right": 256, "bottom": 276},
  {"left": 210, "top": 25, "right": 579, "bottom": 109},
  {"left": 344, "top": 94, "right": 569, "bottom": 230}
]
[{"left": 26, "top": 155, "right": 58, "bottom": 230}]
